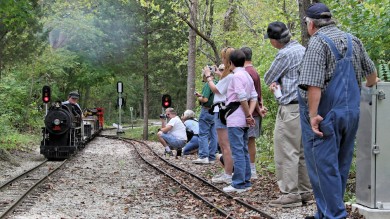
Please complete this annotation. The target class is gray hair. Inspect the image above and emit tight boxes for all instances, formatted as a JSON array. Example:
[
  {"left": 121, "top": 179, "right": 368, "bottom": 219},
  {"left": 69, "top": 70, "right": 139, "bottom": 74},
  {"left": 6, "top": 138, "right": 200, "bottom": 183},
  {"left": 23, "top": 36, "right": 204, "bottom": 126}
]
[
  {"left": 306, "top": 17, "right": 336, "bottom": 28},
  {"left": 276, "top": 30, "right": 292, "bottom": 45},
  {"left": 165, "top": 108, "right": 176, "bottom": 115},
  {"left": 183, "top": 109, "right": 195, "bottom": 119}
]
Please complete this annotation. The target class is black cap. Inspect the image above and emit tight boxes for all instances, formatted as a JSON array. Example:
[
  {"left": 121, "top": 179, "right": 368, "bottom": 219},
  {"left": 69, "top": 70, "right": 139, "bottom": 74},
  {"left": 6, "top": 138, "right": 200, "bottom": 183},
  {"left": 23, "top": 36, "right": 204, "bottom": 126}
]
[
  {"left": 306, "top": 3, "right": 332, "bottom": 19},
  {"left": 69, "top": 91, "right": 80, "bottom": 99},
  {"left": 264, "top": 21, "right": 290, "bottom": 40}
]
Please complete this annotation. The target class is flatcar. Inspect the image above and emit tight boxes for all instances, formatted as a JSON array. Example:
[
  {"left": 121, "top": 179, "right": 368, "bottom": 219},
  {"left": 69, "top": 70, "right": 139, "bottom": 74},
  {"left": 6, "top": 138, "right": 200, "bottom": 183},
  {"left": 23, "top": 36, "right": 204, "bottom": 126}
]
[{"left": 40, "top": 101, "right": 103, "bottom": 160}]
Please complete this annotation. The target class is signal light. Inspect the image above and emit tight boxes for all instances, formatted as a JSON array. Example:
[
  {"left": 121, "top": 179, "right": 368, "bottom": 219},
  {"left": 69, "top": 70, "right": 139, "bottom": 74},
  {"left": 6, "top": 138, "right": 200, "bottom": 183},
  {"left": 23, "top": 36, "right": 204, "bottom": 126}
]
[
  {"left": 42, "top": 86, "right": 51, "bottom": 103},
  {"left": 162, "top": 94, "right": 172, "bottom": 108}
]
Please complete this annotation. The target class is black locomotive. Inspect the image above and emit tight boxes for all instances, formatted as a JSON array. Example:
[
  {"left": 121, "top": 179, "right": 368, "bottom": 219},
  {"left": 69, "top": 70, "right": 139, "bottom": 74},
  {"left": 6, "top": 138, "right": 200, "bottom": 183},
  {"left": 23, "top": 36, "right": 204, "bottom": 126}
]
[{"left": 40, "top": 101, "right": 103, "bottom": 160}]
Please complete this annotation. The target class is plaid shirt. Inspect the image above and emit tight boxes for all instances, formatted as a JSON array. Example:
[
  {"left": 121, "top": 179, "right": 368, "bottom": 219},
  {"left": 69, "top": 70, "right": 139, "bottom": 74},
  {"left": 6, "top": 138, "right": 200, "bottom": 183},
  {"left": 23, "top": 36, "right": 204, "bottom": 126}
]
[
  {"left": 298, "top": 25, "right": 376, "bottom": 100},
  {"left": 264, "top": 40, "right": 305, "bottom": 105}
]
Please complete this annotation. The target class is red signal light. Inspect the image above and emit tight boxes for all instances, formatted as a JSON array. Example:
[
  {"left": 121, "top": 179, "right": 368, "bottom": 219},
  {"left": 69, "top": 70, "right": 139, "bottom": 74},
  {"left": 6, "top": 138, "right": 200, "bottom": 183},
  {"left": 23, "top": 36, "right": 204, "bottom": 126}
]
[
  {"left": 161, "top": 94, "right": 172, "bottom": 108},
  {"left": 42, "top": 86, "right": 51, "bottom": 103}
]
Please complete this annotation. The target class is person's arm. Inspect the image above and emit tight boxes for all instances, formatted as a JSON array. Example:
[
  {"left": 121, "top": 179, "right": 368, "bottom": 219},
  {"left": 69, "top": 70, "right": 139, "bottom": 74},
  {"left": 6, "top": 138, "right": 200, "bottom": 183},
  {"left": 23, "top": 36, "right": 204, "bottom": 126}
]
[
  {"left": 264, "top": 54, "right": 287, "bottom": 86},
  {"left": 365, "top": 71, "right": 379, "bottom": 87},
  {"left": 160, "top": 125, "right": 172, "bottom": 133},
  {"left": 203, "top": 67, "right": 221, "bottom": 94},
  {"left": 195, "top": 92, "right": 209, "bottom": 103},
  {"left": 307, "top": 86, "right": 323, "bottom": 137}
]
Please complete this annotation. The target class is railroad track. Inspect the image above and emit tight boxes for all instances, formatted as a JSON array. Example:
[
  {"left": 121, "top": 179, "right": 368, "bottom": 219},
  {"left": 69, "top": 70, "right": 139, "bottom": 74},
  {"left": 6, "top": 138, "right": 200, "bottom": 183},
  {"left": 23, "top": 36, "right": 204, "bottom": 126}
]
[
  {"left": 0, "top": 160, "right": 67, "bottom": 218},
  {"left": 101, "top": 135, "right": 274, "bottom": 219}
]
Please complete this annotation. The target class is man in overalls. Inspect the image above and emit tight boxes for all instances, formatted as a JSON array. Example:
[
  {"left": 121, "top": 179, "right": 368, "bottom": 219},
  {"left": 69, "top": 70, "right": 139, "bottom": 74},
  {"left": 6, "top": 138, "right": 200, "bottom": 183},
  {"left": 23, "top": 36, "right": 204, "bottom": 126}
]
[{"left": 298, "top": 3, "right": 378, "bottom": 219}]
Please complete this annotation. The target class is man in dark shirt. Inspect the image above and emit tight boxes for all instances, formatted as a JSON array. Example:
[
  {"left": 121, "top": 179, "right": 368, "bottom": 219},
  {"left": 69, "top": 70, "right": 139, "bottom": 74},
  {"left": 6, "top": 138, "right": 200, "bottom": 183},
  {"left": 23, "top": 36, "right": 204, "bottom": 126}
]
[
  {"left": 193, "top": 71, "right": 217, "bottom": 164},
  {"left": 241, "top": 47, "right": 267, "bottom": 180}
]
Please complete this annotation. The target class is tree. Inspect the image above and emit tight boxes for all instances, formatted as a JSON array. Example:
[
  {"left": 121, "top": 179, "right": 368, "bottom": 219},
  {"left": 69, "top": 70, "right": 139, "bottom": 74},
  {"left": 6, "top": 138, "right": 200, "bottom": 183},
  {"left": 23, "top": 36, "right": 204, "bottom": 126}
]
[{"left": 0, "top": 0, "right": 44, "bottom": 79}]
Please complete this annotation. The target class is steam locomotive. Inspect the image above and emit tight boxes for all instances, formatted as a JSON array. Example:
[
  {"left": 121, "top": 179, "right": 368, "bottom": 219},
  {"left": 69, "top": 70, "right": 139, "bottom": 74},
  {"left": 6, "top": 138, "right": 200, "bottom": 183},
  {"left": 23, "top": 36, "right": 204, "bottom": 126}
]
[{"left": 40, "top": 101, "right": 104, "bottom": 160}]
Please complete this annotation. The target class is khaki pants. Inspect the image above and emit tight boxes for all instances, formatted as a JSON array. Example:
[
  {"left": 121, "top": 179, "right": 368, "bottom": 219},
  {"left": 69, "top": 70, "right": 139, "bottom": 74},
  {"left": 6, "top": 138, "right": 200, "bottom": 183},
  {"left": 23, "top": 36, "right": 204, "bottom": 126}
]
[{"left": 274, "top": 104, "right": 311, "bottom": 194}]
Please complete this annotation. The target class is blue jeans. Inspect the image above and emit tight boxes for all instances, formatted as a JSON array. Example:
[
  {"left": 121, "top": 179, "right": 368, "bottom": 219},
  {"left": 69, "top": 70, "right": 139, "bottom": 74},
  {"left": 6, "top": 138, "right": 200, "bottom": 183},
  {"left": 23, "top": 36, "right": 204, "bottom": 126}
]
[
  {"left": 161, "top": 133, "right": 186, "bottom": 149},
  {"left": 183, "top": 136, "right": 199, "bottom": 155},
  {"left": 198, "top": 108, "right": 217, "bottom": 160},
  {"left": 228, "top": 127, "right": 251, "bottom": 189}
]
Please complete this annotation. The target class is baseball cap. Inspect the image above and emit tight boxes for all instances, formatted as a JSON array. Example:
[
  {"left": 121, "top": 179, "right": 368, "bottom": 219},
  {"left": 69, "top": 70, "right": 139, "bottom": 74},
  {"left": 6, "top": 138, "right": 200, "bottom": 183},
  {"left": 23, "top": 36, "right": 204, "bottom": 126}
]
[
  {"left": 306, "top": 3, "right": 332, "bottom": 19},
  {"left": 69, "top": 91, "right": 80, "bottom": 99},
  {"left": 264, "top": 21, "right": 290, "bottom": 40}
]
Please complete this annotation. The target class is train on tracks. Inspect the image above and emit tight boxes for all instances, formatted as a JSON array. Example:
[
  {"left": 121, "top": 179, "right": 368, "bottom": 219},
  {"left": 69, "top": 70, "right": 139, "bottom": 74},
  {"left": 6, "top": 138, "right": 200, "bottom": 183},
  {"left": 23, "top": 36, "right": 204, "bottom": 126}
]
[{"left": 40, "top": 99, "right": 104, "bottom": 160}]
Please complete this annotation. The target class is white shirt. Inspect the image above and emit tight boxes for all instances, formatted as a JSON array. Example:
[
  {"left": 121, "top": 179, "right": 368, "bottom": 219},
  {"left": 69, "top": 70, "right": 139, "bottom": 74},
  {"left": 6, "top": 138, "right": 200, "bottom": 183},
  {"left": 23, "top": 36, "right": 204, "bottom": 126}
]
[
  {"left": 167, "top": 116, "right": 187, "bottom": 140},
  {"left": 213, "top": 73, "right": 234, "bottom": 112}
]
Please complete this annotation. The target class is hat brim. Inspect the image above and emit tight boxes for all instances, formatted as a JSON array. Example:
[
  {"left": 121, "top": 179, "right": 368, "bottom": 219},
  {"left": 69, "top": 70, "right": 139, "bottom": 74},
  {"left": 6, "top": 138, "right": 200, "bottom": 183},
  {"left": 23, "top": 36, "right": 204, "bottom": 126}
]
[{"left": 70, "top": 96, "right": 79, "bottom": 99}]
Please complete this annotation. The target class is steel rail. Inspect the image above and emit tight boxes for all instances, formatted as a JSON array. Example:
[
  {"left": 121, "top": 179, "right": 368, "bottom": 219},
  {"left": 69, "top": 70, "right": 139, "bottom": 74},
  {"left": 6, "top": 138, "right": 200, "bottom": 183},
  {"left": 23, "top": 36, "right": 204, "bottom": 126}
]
[
  {"left": 0, "top": 160, "right": 67, "bottom": 219},
  {"left": 0, "top": 159, "right": 48, "bottom": 190},
  {"left": 101, "top": 135, "right": 274, "bottom": 219},
  {"left": 128, "top": 140, "right": 232, "bottom": 219}
]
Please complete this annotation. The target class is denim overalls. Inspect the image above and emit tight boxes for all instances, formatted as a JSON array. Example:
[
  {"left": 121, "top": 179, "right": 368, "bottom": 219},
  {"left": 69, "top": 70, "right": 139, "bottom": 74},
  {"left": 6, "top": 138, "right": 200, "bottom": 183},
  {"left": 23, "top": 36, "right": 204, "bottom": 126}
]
[{"left": 298, "top": 33, "right": 360, "bottom": 219}]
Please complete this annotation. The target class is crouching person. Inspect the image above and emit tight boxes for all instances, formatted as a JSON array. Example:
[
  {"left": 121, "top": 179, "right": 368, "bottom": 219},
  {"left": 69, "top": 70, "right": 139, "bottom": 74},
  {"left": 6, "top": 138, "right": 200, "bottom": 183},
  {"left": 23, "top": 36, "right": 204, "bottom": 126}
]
[
  {"left": 157, "top": 108, "right": 187, "bottom": 157},
  {"left": 181, "top": 110, "right": 200, "bottom": 155}
]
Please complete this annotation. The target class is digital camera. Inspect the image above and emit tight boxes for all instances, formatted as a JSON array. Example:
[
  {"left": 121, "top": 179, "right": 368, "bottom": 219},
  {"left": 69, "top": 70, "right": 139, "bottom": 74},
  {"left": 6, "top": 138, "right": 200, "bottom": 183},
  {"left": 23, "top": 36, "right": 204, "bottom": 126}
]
[
  {"left": 159, "top": 114, "right": 167, "bottom": 119},
  {"left": 208, "top": 65, "right": 216, "bottom": 73}
]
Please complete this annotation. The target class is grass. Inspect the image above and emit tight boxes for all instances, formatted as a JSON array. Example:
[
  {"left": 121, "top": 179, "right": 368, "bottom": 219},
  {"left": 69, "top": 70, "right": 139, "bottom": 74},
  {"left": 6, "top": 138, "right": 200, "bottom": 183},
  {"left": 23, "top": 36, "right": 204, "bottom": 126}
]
[{"left": 0, "top": 132, "right": 41, "bottom": 151}]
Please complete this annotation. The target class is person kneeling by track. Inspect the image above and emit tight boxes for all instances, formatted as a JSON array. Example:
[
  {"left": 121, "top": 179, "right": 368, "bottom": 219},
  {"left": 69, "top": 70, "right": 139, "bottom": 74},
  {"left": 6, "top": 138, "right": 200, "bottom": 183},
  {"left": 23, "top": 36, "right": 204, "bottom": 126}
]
[
  {"left": 181, "top": 110, "right": 200, "bottom": 155},
  {"left": 157, "top": 107, "right": 187, "bottom": 157}
]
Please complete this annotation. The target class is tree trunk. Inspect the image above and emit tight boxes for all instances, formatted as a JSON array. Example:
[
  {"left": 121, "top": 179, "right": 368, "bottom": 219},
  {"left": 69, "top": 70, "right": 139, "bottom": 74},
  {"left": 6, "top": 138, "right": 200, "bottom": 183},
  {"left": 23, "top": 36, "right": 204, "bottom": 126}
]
[
  {"left": 186, "top": 0, "right": 198, "bottom": 111},
  {"left": 298, "top": 0, "right": 320, "bottom": 47},
  {"left": 142, "top": 9, "right": 150, "bottom": 140}
]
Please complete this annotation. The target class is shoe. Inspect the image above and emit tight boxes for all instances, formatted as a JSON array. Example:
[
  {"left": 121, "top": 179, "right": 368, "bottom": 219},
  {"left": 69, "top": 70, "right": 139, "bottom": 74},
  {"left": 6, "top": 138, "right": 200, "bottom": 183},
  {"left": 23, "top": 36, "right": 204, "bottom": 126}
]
[
  {"left": 268, "top": 194, "right": 302, "bottom": 208},
  {"left": 223, "top": 185, "right": 249, "bottom": 193},
  {"left": 176, "top": 149, "right": 182, "bottom": 157},
  {"left": 209, "top": 160, "right": 216, "bottom": 164},
  {"left": 192, "top": 157, "right": 209, "bottom": 164},
  {"left": 301, "top": 193, "right": 314, "bottom": 204},
  {"left": 164, "top": 150, "right": 173, "bottom": 157},
  {"left": 304, "top": 216, "right": 315, "bottom": 219},
  {"left": 251, "top": 169, "right": 258, "bottom": 179},
  {"left": 212, "top": 174, "right": 232, "bottom": 184}
]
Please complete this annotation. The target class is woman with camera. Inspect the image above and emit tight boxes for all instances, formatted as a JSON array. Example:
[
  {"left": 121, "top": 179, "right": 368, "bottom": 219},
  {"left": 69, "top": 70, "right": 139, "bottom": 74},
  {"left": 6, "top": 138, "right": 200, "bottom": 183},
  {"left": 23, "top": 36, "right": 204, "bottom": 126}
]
[{"left": 203, "top": 47, "right": 235, "bottom": 184}]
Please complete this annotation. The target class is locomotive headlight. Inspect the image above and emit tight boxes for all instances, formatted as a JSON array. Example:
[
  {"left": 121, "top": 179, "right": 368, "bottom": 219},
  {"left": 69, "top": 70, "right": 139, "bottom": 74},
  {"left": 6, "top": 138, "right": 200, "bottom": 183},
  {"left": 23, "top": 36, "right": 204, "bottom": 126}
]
[{"left": 53, "top": 119, "right": 61, "bottom": 125}]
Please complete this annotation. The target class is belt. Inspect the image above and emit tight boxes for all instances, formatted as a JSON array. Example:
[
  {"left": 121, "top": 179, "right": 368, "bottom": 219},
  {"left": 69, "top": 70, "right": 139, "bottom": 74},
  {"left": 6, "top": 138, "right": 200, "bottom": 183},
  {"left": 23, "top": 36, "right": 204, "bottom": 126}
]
[
  {"left": 202, "top": 106, "right": 211, "bottom": 109},
  {"left": 288, "top": 100, "right": 298, "bottom": 105},
  {"left": 193, "top": 134, "right": 199, "bottom": 136}
]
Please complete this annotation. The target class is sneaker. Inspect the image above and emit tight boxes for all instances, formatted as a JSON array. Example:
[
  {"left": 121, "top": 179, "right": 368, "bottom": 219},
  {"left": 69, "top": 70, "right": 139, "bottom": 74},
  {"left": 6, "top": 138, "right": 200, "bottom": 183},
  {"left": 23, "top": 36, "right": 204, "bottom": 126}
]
[
  {"left": 176, "top": 149, "right": 182, "bottom": 157},
  {"left": 212, "top": 174, "right": 232, "bottom": 184},
  {"left": 209, "top": 160, "right": 216, "bottom": 164},
  {"left": 268, "top": 194, "right": 302, "bottom": 208},
  {"left": 251, "top": 169, "right": 258, "bottom": 179},
  {"left": 164, "top": 150, "right": 173, "bottom": 157},
  {"left": 301, "top": 193, "right": 314, "bottom": 204},
  {"left": 223, "top": 185, "right": 249, "bottom": 193},
  {"left": 304, "top": 216, "right": 315, "bottom": 219},
  {"left": 192, "top": 157, "right": 209, "bottom": 164}
]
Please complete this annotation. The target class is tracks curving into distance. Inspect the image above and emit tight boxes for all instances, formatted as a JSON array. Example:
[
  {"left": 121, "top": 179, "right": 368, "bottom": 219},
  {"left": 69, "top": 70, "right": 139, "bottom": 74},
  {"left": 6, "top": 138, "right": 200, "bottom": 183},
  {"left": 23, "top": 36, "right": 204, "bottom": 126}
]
[
  {"left": 101, "top": 135, "right": 275, "bottom": 219},
  {"left": 0, "top": 160, "right": 67, "bottom": 218}
]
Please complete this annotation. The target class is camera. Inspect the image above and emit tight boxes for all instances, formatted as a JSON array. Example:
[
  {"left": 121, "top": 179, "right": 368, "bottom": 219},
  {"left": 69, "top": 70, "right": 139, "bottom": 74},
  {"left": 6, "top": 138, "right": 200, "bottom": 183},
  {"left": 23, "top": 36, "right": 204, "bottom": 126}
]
[
  {"left": 159, "top": 114, "right": 167, "bottom": 119},
  {"left": 208, "top": 65, "right": 216, "bottom": 73}
]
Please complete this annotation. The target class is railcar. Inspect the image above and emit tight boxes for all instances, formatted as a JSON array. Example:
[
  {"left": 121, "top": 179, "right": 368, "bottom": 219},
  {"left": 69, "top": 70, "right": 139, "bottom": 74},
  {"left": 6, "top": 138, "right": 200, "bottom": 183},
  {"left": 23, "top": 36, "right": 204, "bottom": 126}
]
[{"left": 40, "top": 101, "right": 103, "bottom": 160}]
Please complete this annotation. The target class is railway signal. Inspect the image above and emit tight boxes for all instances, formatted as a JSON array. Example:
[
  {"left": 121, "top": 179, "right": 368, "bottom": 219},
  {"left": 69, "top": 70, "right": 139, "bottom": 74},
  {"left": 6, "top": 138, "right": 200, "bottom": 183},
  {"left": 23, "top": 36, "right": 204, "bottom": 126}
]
[
  {"left": 42, "top": 86, "right": 51, "bottom": 103},
  {"left": 162, "top": 94, "right": 172, "bottom": 108}
]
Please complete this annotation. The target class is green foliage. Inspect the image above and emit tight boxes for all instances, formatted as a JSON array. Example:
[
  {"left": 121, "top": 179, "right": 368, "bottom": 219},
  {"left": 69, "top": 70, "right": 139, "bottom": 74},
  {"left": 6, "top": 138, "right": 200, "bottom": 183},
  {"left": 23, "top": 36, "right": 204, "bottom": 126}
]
[{"left": 325, "top": 0, "right": 390, "bottom": 63}]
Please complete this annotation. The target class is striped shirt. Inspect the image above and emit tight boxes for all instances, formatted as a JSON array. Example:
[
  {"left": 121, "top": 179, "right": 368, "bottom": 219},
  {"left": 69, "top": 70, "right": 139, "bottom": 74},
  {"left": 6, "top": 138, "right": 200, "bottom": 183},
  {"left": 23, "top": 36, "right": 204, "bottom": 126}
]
[
  {"left": 298, "top": 25, "right": 376, "bottom": 100},
  {"left": 264, "top": 40, "right": 305, "bottom": 105}
]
